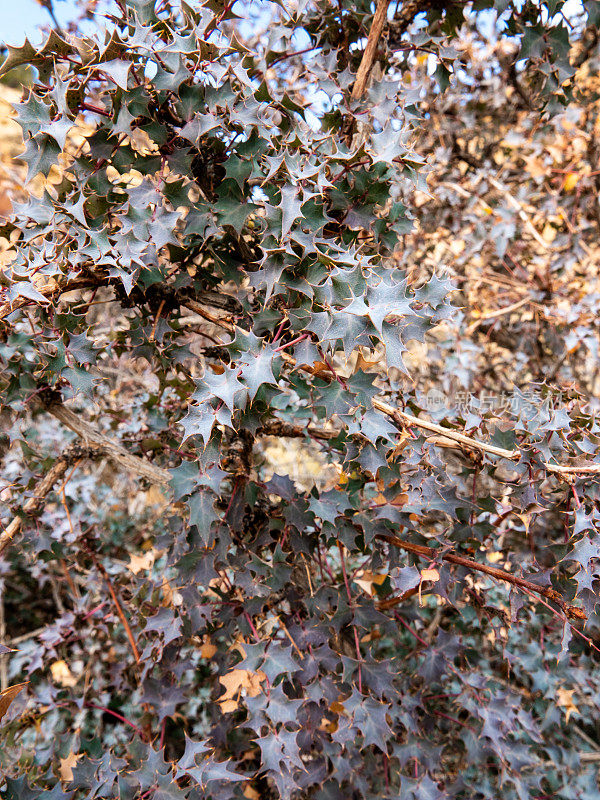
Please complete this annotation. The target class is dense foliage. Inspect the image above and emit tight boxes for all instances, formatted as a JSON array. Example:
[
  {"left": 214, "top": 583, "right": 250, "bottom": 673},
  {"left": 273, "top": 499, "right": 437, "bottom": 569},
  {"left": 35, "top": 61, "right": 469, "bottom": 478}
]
[{"left": 1, "top": 1, "right": 600, "bottom": 797}]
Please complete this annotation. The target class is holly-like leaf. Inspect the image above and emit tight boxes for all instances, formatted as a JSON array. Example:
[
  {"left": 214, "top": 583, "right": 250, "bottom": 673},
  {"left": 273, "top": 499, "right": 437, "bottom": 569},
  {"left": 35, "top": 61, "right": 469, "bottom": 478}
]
[
  {"left": 187, "top": 491, "right": 219, "bottom": 544},
  {"left": 192, "top": 369, "right": 247, "bottom": 413},
  {"left": 239, "top": 346, "right": 278, "bottom": 401}
]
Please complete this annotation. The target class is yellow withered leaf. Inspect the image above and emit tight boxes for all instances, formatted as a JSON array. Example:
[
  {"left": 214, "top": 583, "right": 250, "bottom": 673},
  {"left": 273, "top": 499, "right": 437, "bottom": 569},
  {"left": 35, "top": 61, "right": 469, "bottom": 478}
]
[
  {"left": 59, "top": 751, "right": 80, "bottom": 781},
  {"left": 556, "top": 687, "right": 579, "bottom": 723},
  {"left": 355, "top": 571, "right": 387, "bottom": 596},
  {"left": 218, "top": 668, "right": 266, "bottom": 712},
  {"left": 563, "top": 172, "right": 580, "bottom": 192},
  {"left": 128, "top": 549, "right": 156, "bottom": 574},
  {"left": 50, "top": 660, "right": 78, "bottom": 687},
  {"left": 0, "top": 682, "right": 28, "bottom": 724},
  {"left": 200, "top": 637, "right": 217, "bottom": 659},
  {"left": 354, "top": 351, "right": 382, "bottom": 373}
]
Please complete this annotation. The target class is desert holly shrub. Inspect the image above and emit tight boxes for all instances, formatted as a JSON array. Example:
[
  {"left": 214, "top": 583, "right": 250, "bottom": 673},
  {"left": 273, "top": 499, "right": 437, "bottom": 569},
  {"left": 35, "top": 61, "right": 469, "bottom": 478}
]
[{"left": 1, "top": 0, "right": 600, "bottom": 798}]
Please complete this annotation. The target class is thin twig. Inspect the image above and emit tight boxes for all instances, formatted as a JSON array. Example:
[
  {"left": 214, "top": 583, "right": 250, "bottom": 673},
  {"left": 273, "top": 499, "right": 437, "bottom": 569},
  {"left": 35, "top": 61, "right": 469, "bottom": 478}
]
[
  {"left": 0, "top": 412, "right": 172, "bottom": 558},
  {"left": 0, "top": 586, "right": 7, "bottom": 690},
  {"left": 94, "top": 558, "right": 140, "bottom": 665},
  {"left": 258, "top": 420, "right": 337, "bottom": 441},
  {"left": 149, "top": 299, "right": 166, "bottom": 342},
  {"left": 467, "top": 296, "right": 531, "bottom": 334},
  {"left": 277, "top": 617, "right": 303, "bottom": 659},
  {"left": 84, "top": 702, "right": 145, "bottom": 736},
  {"left": 488, "top": 176, "right": 549, "bottom": 250},
  {"left": 573, "top": 723, "right": 600, "bottom": 753}
]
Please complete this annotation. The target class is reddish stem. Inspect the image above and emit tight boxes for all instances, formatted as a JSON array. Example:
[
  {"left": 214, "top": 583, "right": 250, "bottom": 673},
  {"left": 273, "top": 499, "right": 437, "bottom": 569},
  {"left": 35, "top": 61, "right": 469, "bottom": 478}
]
[
  {"left": 80, "top": 102, "right": 111, "bottom": 118},
  {"left": 81, "top": 601, "right": 106, "bottom": 621},
  {"left": 394, "top": 611, "right": 428, "bottom": 647},
  {"left": 431, "top": 708, "right": 476, "bottom": 733},
  {"left": 84, "top": 702, "right": 145, "bottom": 737},
  {"left": 272, "top": 318, "right": 288, "bottom": 344},
  {"left": 274, "top": 333, "right": 307, "bottom": 352},
  {"left": 337, "top": 540, "right": 363, "bottom": 691},
  {"left": 244, "top": 611, "right": 261, "bottom": 642},
  {"left": 521, "top": 587, "right": 600, "bottom": 654},
  {"left": 205, "top": 0, "right": 236, "bottom": 35},
  {"left": 383, "top": 753, "right": 390, "bottom": 791},
  {"left": 320, "top": 546, "right": 335, "bottom": 581},
  {"left": 333, "top": 158, "right": 370, "bottom": 182},
  {"left": 269, "top": 46, "right": 320, "bottom": 66},
  {"left": 323, "top": 355, "right": 348, "bottom": 389}
]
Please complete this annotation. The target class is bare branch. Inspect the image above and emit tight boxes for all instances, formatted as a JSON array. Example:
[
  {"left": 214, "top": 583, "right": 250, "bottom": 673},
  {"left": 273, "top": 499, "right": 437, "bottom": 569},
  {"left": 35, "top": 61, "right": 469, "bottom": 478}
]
[
  {"left": 0, "top": 276, "right": 108, "bottom": 324},
  {"left": 376, "top": 532, "right": 583, "bottom": 620},
  {"left": 258, "top": 420, "right": 338, "bottom": 441},
  {"left": 46, "top": 403, "right": 172, "bottom": 487},
  {"left": 351, "top": 0, "right": 391, "bottom": 99},
  {"left": 0, "top": 450, "right": 73, "bottom": 556},
  {"left": 0, "top": 402, "right": 173, "bottom": 556}
]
